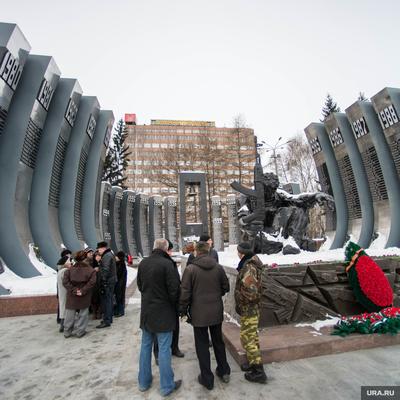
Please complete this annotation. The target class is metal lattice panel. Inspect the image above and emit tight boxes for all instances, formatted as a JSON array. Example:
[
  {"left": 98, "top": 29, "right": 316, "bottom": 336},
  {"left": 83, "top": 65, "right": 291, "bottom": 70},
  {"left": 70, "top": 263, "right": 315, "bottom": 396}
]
[
  {"left": 316, "top": 163, "right": 336, "bottom": 231},
  {"left": 361, "top": 146, "right": 388, "bottom": 202},
  {"left": 0, "top": 106, "right": 7, "bottom": 136},
  {"left": 74, "top": 150, "right": 88, "bottom": 240},
  {"left": 20, "top": 119, "right": 43, "bottom": 168},
  {"left": 94, "top": 160, "right": 104, "bottom": 229},
  {"left": 316, "top": 163, "right": 333, "bottom": 196},
  {"left": 48, "top": 136, "right": 68, "bottom": 207},
  {"left": 309, "top": 137, "right": 322, "bottom": 155},
  {"left": 115, "top": 196, "right": 123, "bottom": 249},
  {"left": 389, "top": 136, "right": 400, "bottom": 178},
  {"left": 128, "top": 198, "right": 138, "bottom": 254},
  {"left": 102, "top": 187, "right": 112, "bottom": 241},
  {"left": 337, "top": 155, "right": 362, "bottom": 220}
]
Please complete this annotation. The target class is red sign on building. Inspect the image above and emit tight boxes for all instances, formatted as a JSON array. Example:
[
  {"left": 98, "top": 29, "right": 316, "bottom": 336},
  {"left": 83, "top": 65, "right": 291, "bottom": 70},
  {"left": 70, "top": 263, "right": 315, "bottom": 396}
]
[{"left": 125, "top": 113, "right": 136, "bottom": 124}]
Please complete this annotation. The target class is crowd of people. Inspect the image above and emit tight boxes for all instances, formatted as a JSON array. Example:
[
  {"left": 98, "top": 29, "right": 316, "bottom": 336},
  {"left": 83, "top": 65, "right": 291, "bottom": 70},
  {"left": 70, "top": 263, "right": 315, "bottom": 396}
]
[
  {"left": 55, "top": 234, "right": 267, "bottom": 396},
  {"left": 137, "top": 235, "right": 267, "bottom": 397},
  {"left": 56, "top": 241, "right": 128, "bottom": 338}
]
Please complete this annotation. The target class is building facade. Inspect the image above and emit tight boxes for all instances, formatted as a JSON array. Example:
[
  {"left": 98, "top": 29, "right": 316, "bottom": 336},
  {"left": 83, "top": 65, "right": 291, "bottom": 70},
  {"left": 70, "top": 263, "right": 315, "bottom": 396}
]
[{"left": 124, "top": 116, "right": 256, "bottom": 196}]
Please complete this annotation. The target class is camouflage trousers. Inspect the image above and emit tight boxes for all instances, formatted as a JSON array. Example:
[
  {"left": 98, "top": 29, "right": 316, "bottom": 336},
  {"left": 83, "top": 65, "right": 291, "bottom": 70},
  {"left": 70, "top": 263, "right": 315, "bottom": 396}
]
[{"left": 240, "top": 310, "right": 262, "bottom": 365}]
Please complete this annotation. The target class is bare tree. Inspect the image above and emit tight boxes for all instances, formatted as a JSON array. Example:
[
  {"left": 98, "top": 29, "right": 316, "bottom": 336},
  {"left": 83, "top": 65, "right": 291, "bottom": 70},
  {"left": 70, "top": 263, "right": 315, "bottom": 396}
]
[
  {"left": 231, "top": 114, "right": 248, "bottom": 181},
  {"left": 280, "top": 133, "right": 318, "bottom": 192},
  {"left": 280, "top": 133, "right": 326, "bottom": 238}
]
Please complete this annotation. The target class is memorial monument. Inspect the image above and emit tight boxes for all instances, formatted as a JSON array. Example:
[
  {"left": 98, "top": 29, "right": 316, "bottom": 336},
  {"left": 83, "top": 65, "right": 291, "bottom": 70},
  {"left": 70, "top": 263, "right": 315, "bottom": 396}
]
[{"left": 231, "top": 156, "right": 334, "bottom": 254}]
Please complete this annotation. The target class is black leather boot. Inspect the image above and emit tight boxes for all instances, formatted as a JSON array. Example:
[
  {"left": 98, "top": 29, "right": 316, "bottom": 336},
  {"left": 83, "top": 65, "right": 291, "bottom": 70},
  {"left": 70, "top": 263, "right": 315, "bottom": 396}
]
[
  {"left": 240, "top": 362, "right": 251, "bottom": 372},
  {"left": 59, "top": 319, "right": 64, "bottom": 333},
  {"left": 244, "top": 364, "right": 267, "bottom": 384}
]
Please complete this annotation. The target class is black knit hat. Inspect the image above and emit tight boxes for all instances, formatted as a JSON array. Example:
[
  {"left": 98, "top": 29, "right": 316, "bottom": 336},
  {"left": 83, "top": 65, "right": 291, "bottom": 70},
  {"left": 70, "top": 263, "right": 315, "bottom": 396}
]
[
  {"left": 57, "top": 255, "right": 69, "bottom": 266},
  {"left": 96, "top": 241, "right": 108, "bottom": 249},
  {"left": 61, "top": 249, "right": 72, "bottom": 258},
  {"left": 199, "top": 234, "right": 211, "bottom": 242},
  {"left": 237, "top": 242, "right": 253, "bottom": 255},
  {"left": 116, "top": 250, "right": 125, "bottom": 259},
  {"left": 167, "top": 239, "right": 174, "bottom": 251}
]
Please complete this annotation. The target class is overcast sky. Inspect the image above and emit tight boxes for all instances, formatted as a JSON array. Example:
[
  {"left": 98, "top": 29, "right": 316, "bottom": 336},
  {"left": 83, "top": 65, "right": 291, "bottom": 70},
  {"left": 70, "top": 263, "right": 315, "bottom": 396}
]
[{"left": 3, "top": 0, "right": 400, "bottom": 147}]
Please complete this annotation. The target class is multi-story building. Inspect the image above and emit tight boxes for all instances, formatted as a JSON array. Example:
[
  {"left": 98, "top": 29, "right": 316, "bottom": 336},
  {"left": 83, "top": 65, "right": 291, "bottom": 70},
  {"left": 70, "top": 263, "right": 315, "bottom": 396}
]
[{"left": 123, "top": 115, "right": 256, "bottom": 197}]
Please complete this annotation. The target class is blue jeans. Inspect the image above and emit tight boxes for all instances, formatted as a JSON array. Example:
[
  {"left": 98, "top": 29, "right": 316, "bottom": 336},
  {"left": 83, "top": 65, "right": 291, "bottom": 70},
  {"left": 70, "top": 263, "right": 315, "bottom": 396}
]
[{"left": 138, "top": 328, "right": 175, "bottom": 396}]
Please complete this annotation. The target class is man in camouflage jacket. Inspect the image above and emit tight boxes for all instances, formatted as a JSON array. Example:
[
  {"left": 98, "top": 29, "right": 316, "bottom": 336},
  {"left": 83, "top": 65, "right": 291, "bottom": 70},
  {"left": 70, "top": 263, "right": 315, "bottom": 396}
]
[{"left": 234, "top": 242, "right": 267, "bottom": 384}]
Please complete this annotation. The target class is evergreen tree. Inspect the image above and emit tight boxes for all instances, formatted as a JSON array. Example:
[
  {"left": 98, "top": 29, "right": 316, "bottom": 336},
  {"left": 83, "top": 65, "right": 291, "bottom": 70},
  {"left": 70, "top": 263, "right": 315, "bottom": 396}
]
[
  {"left": 320, "top": 93, "right": 341, "bottom": 122},
  {"left": 102, "top": 119, "right": 131, "bottom": 189}
]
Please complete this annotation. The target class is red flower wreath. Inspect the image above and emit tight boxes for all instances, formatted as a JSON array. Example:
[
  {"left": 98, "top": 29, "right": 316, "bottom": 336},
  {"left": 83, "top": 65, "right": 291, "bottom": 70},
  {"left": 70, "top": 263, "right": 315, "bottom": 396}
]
[
  {"left": 355, "top": 255, "right": 393, "bottom": 307},
  {"left": 344, "top": 242, "right": 393, "bottom": 311}
]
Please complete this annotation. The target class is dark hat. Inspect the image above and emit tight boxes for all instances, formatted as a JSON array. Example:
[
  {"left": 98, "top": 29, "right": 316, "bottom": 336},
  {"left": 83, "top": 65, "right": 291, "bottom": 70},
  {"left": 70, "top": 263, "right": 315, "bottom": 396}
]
[
  {"left": 195, "top": 241, "right": 210, "bottom": 254},
  {"left": 167, "top": 239, "right": 174, "bottom": 251},
  {"left": 61, "top": 249, "right": 72, "bottom": 258},
  {"left": 57, "top": 255, "right": 69, "bottom": 266},
  {"left": 116, "top": 250, "right": 125, "bottom": 259},
  {"left": 96, "top": 241, "right": 108, "bottom": 249},
  {"left": 199, "top": 234, "right": 211, "bottom": 242},
  {"left": 237, "top": 242, "right": 253, "bottom": 255}
]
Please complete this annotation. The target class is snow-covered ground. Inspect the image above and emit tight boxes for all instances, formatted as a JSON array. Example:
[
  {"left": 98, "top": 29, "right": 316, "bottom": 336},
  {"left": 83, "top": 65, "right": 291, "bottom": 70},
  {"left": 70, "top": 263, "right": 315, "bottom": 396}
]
[
  {"left": 295, "top": 315, "right": 341, "bottom": 331},
  {"left": 0, "top": 261, "right": 138, "bottom": 297},
  {"left": 218, "top": 238, "right": 400, "bottom": 270},
  {"left": 2, "top": 233, "right": 400, "bottom": 296}
]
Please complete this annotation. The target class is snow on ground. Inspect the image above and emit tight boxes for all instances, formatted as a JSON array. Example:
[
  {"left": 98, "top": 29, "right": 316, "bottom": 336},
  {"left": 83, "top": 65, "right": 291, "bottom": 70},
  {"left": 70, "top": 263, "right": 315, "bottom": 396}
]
[
  {"left": 295, "top": 315, "right": 341, "bottom": 331},
  {"left": 126, "top": 266, "right": 137, "bottom": 287},
  {"left": 224, "top": 311, "right": 240, "bottom": 327},
  {"left": 2, "top": 234, "right": 400, "bottom": 296},
  {"left": 218, "top": 238, "right": 400, "bottom": 270},
  {"left": 0, "top": 264, "right": 57, "bottom": 296},
  {"left": 28, "top": 244, "right": 57, "bottom": 277},
  {"left": 1, "top": 261, "right": 138, "bottom": 298}
]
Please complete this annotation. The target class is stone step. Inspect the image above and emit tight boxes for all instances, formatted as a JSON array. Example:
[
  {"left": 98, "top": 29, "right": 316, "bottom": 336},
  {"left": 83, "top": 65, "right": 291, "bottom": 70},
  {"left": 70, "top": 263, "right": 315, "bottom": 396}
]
[{"left": 222, "top": 321, "right": 400, "bottom": 365}]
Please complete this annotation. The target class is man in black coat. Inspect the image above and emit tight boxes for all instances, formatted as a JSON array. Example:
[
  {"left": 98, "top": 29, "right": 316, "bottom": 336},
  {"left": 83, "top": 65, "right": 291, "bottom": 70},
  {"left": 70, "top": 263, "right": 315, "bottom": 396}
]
[
  {"left": 137, "top": 238, "right": 182, "bottom": 397},
  {"left": 180, "top": 241, "right": 231, "bottom": 391},
  {"left": 153, "top": 240, "right": 184, "bottom": 363},
  {"left": 114, "top": 250, "right": 128, "bottom": 317},
  {"left": 96, "top": 241, "right": 117, "bottom": 328}
]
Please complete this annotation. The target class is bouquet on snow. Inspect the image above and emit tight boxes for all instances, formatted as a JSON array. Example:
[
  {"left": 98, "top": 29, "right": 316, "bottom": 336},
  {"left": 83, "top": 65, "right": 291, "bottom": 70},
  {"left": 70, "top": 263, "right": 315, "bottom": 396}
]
[
  {"left": 332, "top": 307, "right": 400, "bottom": 336},
  {"left": 344, "top": 241, "right": 393, "bottom": 312}
]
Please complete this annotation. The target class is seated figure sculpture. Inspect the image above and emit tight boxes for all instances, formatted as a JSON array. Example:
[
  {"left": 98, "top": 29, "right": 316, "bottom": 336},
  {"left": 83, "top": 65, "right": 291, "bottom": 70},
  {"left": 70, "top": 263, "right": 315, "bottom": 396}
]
[{"left": 231, "top": 161, "right": 334, "bottom": 254}]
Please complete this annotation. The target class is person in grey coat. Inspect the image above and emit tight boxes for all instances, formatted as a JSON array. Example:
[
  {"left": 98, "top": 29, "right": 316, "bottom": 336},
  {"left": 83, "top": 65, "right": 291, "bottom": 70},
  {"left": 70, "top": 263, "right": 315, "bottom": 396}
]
[
  {"left": 180, "top": 241, "right": 230, "bottom": 391},
  {"left": 96, "top": 241, "right": 117, "bottom": 328},
  {"left": 56, "top": 255, "right": 72, "bottom": 332}
]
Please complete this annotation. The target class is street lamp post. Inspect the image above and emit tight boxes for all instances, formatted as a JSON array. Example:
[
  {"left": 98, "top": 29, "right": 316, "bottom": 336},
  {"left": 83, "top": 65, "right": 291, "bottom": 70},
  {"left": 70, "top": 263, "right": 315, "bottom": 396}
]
[{"left": 258, "top": 137, "right": 292, "bottom": 177}]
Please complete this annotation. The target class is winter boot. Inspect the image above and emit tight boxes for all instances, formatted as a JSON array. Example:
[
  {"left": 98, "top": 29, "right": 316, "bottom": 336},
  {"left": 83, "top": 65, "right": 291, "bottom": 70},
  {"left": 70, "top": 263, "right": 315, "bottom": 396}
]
[
  {"left": 240, "top": 362, "right": 251, "bottom": 372},
  {"left": 59, "top": 319, "right": 64, "bottom": 333},
  {"left": 244, "top": 364, "right": 267, "bottom": 384}
]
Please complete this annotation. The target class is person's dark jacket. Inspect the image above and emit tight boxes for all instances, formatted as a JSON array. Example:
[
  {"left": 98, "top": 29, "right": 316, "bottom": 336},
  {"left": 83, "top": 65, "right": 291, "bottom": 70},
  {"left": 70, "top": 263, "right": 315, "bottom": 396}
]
[
  {"left": 63, "top": 261, "right": 96, "bottom": 310},
  {"left": 137, "top": 248, "right": 180, "bottom": 332},
  {"left": 179, "top": 254, "right": 229, "bottom": 327},
  {"left": 234, "top": 255, "right": 263, "bottom": 317},
  {"left": 99, "top": 248, "right": 117, "bottom": 288},
  {"left": 187, "top": 248, "right": 219, "bottom": 265},
  {"left": 115, "top": 258, "right": 128, "bottom": 304}
]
